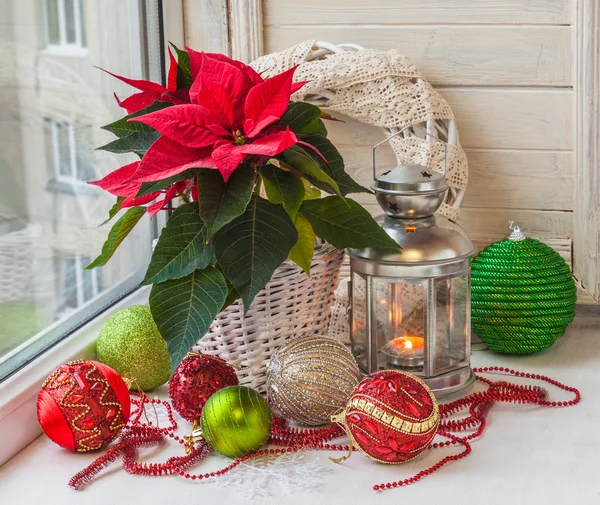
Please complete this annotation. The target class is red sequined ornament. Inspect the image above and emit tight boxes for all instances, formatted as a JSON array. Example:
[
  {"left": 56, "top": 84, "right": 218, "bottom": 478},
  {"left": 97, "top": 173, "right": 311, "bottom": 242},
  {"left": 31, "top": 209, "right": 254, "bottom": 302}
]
[
  {"left": 333, "top": 370, "right": 439, "bottom": 464},
  {"left": 37, "top": 360, "right": 131, "bottom": 452},
  {"left": 168, "top": 352, "right": 239, "bottom": 422}
]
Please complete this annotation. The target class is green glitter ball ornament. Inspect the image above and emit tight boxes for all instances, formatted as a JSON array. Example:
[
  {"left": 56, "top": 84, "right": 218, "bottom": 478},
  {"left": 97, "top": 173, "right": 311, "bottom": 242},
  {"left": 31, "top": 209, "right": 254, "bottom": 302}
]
[
  {"left": 200, "top": 385, "right": 272, "bottom": 458},
  {"left": 471, "top": 225, "right": 576, "bottom": 354},
  {"left": 96, "top": 305, "right": 171, "bottom": 391}
]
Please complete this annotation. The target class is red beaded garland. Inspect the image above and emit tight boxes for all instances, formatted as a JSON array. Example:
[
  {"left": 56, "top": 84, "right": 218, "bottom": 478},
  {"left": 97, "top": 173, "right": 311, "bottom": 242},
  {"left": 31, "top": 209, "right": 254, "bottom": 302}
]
[
  {"left": 168, "top": 353, "right": 239, "bottom": 422},
  {"left": 70, "top": 366, "right": 581, "bottom": 494}
]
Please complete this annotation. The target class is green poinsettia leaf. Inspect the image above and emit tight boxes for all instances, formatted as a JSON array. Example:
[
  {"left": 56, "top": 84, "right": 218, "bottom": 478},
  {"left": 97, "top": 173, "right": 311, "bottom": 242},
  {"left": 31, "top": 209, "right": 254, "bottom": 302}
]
[
  {"left": 197, "top": 164, "right": 255, "bottom": 239},
  {"left": 302, "top": 179, "right": 322, "bottom": 200},
  {"left": 101, "top": 101, "right": 172, "bottom": 138},
  {"left": 100, "top": 196, "right": 126, "bottom": 227},
  {"left": 150, "top": 266, "right": 228, "bottom": 373},
  {"left": 169, "top": 42, "right": 193, "bottom": 89},
  {"left": 278, "top": 102, "right": 327, "bottom": 136},
  {"left": 214, "top": 195, "right": 298, "bottom": 311},
  {"left": 136, "top": 170, "right": 196, "bottom": 198},
  {"left": 300, "top": 196, "right": 400, "bottom": 250},
  {"left": 97, "top": 131, "right": 160, "bottom": 157},
  {"left": 298, "top": 134, "right": 371, "bottom": 195},
  {"left": 141, "top": 202, "right": 215, "bottom": 286},
  {"left": 86, "top": 206, "right": 146, "bottom": 269},
  {"left": 288, "top": 213, "right": 315, "bottom": 275},
  {"left": 259, "top": 164, "right": 305, "bottom": 220},
  {"left": 280, "top": 146, "right": 341, "bottom": 196}
]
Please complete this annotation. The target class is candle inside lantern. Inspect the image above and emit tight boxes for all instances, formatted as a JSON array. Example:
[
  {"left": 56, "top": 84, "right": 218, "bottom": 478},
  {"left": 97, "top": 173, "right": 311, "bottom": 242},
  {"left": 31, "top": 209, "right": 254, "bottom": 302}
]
[
  {"left": 383, "top": 336, "right": 425, "bottom": 369},
  {"left": 389, "top": 336, "right": 424, "bottom": 353}
]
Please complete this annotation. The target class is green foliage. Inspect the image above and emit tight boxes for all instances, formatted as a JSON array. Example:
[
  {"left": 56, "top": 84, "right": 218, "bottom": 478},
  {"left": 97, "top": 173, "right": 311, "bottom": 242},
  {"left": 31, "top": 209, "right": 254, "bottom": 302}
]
[
  {"left": 259, "top": 164, "right": 305, "bottom": 219},
  {"left": 102, "top": 101, "right": 172, "bottom": 138},
  {"left": 213, "top": 196, "right": 298, "bottom": 311},
  {"left": 197, "top": 164, "right": 255, "bottom": 239},
  {"left": 86, "top": 207, "right": 146, "bottom": 269},
  {"left": 149, "top": 267, "right": 228, "bottom": 372},
  {"left": 278, "top": 102, "right": 327, "bottom": 136},
  {"left": 100, "top": 196, "right": 126, "bottom": 227},
  {"left": 136, "top": 171, "right": 196, "bottom": 198},
  {"left": 142, "top": 202, "right": 215, "bottom": 285},
  {"left": 288, "top": 214, "right": 315, "bottom": 275},
  {"left": 300, "top": 196, "right": 400, "bottom": 250},
  {"left": 97, "top": 131, "right": 160, "bottom": 157},
  {"left": 93, "top": 92, "right": 401, "bottom": 372},
  {"left": 169, "top": 42, "right": 193, "bottom": 88},
  {"left": 280, "top": 146, "right": 340, "bottom": 195}
]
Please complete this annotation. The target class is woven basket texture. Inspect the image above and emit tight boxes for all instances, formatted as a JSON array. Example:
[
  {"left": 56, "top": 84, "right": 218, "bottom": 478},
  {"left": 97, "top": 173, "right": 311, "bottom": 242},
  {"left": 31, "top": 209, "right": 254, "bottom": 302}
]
[{"left": 193, "top": 244, "right": 344, "bottom": 392}]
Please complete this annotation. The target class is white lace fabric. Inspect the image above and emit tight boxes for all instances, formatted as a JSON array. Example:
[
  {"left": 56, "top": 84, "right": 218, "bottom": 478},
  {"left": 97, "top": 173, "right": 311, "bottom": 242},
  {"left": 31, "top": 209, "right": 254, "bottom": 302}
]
[{"left": 251, "top": 40, "right": 468, "bottom": 223}]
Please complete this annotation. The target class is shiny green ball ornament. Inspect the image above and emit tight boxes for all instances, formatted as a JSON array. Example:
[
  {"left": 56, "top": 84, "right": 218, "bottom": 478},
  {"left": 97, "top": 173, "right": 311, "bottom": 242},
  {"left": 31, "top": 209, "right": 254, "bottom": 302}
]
[
  {"left": 200, "top": 385, "right": 272, "bottom": 458},
  {"left": 471, "top": 225, "right": 576, "bottom": 354},
  {"left": 96, "top": 305, "right": 171, "bottom": 391}
]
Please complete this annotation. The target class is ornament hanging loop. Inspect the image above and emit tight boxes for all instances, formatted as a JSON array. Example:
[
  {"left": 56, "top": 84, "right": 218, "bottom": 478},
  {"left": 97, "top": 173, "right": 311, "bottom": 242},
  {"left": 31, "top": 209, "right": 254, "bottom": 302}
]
[
  {"left": 372, "top": 124, "right": 449, "bottom": 182},
  {"left": 329, "top": 409, "right": 354, "bottom": 464},
  {"left": 183, "top": 420, "right": 204, "bottom": 454}
]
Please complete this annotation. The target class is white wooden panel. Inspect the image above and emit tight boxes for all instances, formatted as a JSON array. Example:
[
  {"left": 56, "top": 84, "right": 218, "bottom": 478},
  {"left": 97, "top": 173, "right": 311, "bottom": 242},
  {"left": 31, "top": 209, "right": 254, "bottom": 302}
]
[
  {"left": 183, "top": 0, "right": 228, "bottom": 53},
  {"left": 354, "top": 200, "right": 572, "bottom": 241},
  {"left": 323, "top": 89, "right": 572, "bottom": 150},
  {"left": 338, "top": 147, "right": 573, "bottom": 211},
  {"left": 265, "top": 0, "right": 572, "bottom": 25},
  {"left": 265, "top": 26, "right": 571, "bottom": 87}
]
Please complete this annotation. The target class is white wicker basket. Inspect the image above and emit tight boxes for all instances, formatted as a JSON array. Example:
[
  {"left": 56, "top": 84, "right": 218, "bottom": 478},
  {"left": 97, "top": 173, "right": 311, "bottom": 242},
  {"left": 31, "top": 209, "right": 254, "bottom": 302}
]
[{"left": 193, "top": 243, "right": 344, "bottom": 392}]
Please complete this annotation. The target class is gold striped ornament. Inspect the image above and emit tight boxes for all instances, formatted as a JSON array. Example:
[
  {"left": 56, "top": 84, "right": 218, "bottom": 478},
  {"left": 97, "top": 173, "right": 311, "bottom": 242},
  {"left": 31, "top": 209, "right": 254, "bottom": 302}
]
[{"left": 266, "top": 335, "right": 361, "bottom": 426}]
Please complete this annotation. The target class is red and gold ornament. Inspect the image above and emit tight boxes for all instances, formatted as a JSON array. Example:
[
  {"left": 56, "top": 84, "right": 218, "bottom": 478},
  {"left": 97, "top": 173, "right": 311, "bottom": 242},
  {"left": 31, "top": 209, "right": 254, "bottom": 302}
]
[
  {"left": 37, "top": 360, "right": 131, "bottom": 452},
  {"left": 168, "top": 352, "right": 239, "bottom": 422},
  {"left": 333, "top": 370, "right": 439, "bottom": 464}
]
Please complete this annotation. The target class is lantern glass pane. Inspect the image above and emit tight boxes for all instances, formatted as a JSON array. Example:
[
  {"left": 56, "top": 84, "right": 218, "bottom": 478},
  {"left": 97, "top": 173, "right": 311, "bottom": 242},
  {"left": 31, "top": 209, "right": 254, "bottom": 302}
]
[
  {"left": 375, "top": 280, "right": 425, "bottom": 373},
  {"left": 433, "top": 275, "right": 468, "bottom": 374},
  {"left": 350, "top": 272, "right": 368, "bottom": 366}
]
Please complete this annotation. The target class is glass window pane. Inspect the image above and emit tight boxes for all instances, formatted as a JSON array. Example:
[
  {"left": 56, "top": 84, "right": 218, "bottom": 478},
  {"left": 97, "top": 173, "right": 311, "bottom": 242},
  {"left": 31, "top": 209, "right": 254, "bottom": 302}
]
[
  {"left": 55, "top": 121, "right": 72, "bottom": 177},
  {"left": 376, "top": 281, "right": 425, "bottom": 373},
  {"left": 78, "top": 0, "right": 87, "bottom": 47},
  {"left": 350, "top": 272, "right": 367, "bottom": 371},
  {"left": 434, "top": 276, "right": 469, "bottom": 375},
  {"left": 0, "top": 1, "right": 159, "bottom": 377},
  {"left": 64, "top": 0, "right": 77, "bottom": 44},
  {"left": 46, "top": 0, "right": 60, "bottom": 45}
]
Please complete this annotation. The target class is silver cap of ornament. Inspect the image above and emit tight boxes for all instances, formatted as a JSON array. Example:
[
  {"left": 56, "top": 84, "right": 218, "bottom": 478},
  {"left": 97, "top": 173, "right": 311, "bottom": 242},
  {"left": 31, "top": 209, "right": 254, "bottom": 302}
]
[{"left": 508, "top": 221, "right": 526, "bottom": 241}]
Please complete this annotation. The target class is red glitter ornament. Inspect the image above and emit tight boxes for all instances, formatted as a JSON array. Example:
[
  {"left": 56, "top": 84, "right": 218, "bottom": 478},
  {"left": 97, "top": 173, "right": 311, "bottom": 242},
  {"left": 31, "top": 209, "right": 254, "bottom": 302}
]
[
  {"left": 37, "top": 360, "right": 131, "bottom": 452},
  {"left": 333, "top": 370, "right": 439, "bottom": 464},
  {"left": 168, "top": 352, "right": 239, "bottom": 422}
]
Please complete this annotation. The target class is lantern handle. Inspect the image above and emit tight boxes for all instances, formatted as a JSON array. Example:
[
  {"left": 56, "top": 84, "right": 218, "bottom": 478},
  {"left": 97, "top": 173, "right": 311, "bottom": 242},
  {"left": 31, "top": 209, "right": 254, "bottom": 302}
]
[{"left": 372, "top": 125, "right": 449, "bottom": 182}]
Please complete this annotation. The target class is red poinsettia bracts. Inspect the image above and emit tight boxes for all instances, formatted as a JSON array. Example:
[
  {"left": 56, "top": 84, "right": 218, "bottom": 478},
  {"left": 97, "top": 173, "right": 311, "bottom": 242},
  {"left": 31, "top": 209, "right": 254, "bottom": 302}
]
[
  {"left": 89, "top": 161, "right": 187, "bottom": 217},
  {"left": 128, "top": 53, "right": 306, "bottom": 181}
]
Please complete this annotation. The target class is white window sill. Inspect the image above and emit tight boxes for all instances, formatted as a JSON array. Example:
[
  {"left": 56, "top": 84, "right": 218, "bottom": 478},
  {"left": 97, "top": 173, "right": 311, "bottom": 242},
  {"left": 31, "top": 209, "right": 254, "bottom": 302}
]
[
  {"left": 40, "top": 46, "right": 89, "bottom": 59},
  {"left": 0, "top": 306, "right": 598, "bottom": 503},
  {"left": 0, "top": 286, "right": 150, "bottom": 467}
]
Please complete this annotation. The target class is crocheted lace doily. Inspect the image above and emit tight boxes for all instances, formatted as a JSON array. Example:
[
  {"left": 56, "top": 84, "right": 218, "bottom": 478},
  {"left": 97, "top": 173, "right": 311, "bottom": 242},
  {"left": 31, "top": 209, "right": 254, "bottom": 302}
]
[{"left": 251, "top": 40, "right": 468, "bottom": 223}]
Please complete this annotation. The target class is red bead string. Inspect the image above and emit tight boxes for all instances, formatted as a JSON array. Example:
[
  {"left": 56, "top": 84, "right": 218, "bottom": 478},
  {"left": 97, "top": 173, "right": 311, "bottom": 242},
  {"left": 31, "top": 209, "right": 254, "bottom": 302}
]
[
  {"left": 370, "top": 366, "right": 580, "bottom": 492},
  {"left": 70, "top": 367, "right": 580, "bottom": 493}
]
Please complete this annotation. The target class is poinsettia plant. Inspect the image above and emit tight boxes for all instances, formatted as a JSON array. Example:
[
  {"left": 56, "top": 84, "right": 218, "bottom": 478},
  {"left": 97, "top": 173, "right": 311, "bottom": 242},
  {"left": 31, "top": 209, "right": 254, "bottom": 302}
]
[{"left": 88, "top": 45, "right": 399, "bottom": 371}]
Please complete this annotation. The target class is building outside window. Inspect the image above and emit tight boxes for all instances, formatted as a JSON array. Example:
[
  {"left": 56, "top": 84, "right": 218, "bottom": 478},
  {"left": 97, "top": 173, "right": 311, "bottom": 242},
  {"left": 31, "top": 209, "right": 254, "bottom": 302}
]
[
  {"left": 0, "top": 0, "right": 162, "bottom": 379},
  {"left": 44, "top": 0, "right": 87, "bottom": 52}
]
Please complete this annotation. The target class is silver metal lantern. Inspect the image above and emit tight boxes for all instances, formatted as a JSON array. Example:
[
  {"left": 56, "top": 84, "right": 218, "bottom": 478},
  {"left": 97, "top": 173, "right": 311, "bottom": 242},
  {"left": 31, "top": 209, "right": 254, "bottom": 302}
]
[{"left": 348, "top": 128, "right": 477, "bottom": 397}]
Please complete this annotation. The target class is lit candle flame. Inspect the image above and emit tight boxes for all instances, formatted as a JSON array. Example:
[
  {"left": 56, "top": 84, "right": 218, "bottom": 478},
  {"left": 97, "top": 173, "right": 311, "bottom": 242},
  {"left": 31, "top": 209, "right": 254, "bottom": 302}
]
[{"left": 404, "top": 340, "right": 413, "bottom": 350}]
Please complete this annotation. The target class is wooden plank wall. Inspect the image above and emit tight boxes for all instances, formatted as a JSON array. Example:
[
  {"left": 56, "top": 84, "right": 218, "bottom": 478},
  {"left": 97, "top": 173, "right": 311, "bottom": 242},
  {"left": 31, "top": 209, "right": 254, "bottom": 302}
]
[{"left": 263, "top": 0, "right": 574, "bottom": 264}]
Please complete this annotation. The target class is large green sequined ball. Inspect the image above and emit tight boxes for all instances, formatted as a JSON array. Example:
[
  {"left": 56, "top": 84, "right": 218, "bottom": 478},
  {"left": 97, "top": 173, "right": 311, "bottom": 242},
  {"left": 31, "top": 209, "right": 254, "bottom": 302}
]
[
  {"left": 96, "top": 305, "right": 171, "bottom": 391},
  {"left": 200, "top": 385, "right": 272, "bottom": 458},
  {"left": 471, "top": 229, "right": 576, "bottom": 354}
]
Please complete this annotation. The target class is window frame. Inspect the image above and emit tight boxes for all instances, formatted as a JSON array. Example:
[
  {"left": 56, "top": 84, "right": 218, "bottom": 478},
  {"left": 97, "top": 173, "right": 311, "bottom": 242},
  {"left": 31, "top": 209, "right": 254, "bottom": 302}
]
[
  {"left": 43, "top": 0, "right": 88, "bottom": 56},
  {"left": 49, "top": 115, "right": 81, "bottom": 184},
  {"left": 0, "top": 0, "right": 184, "bottom": 465}
]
